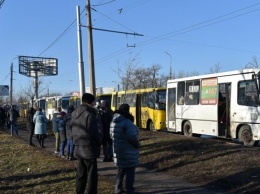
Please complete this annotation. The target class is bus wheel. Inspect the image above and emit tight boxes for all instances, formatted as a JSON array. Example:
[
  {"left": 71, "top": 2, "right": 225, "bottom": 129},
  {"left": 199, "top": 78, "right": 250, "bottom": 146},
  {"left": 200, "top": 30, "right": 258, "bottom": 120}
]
[
  {"left": 238, "top": 125, "right": 258, "bottom": 146},
  {"left": 148, "top": 120, "right": 155, "bottom": 131},
  {"left": 183, "top": 121, "right": 193, "bottom": 137}
]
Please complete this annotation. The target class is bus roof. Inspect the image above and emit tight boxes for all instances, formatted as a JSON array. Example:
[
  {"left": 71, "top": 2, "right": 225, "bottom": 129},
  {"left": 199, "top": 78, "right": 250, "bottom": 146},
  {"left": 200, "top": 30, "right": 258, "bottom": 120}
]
[{"left": 167, "top": 68, "right": 260, "bottom": 83}]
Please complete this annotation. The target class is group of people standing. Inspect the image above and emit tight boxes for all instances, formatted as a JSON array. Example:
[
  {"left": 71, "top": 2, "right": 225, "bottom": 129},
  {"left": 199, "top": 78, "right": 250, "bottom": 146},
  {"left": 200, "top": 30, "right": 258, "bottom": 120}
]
[
  {"left": 24, "top": 92, "right": 140, "bottom": 194},
  {"left": 70, "top": 93, "right": 140, "bottom": 194},
  {"left": 0, "top": 105, "right": 20, "bottom": 136},
  {"left": 52, "top": 105, "right": 76, "bottom": 160}
]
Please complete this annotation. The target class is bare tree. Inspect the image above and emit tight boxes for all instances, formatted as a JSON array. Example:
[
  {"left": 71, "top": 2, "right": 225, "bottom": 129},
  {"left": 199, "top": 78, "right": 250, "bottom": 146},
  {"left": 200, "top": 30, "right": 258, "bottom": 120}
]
[
  {"left": 113, "top": 53, "right": 140, "bottom": 90},
  {"left": 245, "top": 56, "right": 259, "bottom": 68},
  {"left": 177, "top": 70, "right": 186, "bottom": 78},
  {"left": 146, "top": 64, "right": 161, "bottom": 88},
  {"left": 209, "top": 63, "right": 222, "bottom": 73}
]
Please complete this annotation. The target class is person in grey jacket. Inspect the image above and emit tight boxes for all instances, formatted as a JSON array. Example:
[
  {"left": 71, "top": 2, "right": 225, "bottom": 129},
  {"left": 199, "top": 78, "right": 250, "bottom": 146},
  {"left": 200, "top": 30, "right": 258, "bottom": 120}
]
[
  {"left": 110, "top": 103, "right": 140, "bottom": 194},
  {"left": 71, "top": 93, "right": 102, "bottom": 194}
]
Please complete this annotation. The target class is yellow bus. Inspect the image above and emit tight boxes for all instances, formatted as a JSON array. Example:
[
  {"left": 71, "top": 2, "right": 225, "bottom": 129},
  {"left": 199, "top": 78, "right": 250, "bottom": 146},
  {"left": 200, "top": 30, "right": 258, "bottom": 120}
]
[
  {"left": 69, "top": 93, "right": 112, "bottom": 108},
  {"left": 69, "top": 96, "right": 81, "bottom": 108},
  {"left": 111, "top": 88, "right": 166, "bottom": 131},
  {"left": 96, "top": 93, "right": 112, "bottom": 108}
]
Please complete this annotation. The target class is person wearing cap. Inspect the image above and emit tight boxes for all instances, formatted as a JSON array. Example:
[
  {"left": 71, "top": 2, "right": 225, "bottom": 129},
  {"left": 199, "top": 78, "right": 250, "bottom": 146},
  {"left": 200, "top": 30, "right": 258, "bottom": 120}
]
[
  {"left": 110, "top": 103, "right": 140, "bottom": 194},
  {"left": 71, "top": 93, "right": 102, "bottom": 194},
  {"left": 64, "top": 105, "right": 75, "bottom": 160}
]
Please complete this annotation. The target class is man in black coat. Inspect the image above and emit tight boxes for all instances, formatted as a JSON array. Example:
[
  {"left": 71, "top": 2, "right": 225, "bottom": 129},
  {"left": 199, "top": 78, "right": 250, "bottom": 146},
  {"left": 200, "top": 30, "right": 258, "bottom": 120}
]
[
  {"left": 27, "top": 107, "right": 35, "bottom": 146},
  {"left": 100, "top": 100, "right": 114, "bottom": 162},
  {"left": 71, "top": 93, "right": 102, "bottom": 194}
]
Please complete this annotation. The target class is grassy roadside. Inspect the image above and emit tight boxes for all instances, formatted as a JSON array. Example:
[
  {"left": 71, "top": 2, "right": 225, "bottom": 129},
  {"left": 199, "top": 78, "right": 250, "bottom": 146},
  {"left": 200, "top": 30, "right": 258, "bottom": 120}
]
[
  {"left": 0, "top": 131, "right": 114, "bottom": 194},
  {"left": 139, "top": 130, "right": 260, "bottom": 193}
]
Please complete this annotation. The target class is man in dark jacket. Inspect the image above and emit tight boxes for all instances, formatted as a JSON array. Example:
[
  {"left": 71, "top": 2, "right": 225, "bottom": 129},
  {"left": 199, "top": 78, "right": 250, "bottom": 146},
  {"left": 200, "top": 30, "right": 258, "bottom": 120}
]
[
  {"left": 27, "top": 107, "right": 35, "bottom": 146},
  {"left": 100, "top": 100, "right": 114, "bottom": 162},
  {"left": 71, "top": 93, "right": 102, "bottom": 194}
]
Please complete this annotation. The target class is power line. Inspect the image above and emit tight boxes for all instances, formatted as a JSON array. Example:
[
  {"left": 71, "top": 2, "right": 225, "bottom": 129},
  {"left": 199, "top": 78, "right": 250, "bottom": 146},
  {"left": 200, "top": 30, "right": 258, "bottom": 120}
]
[
  {"left": 137, "top": 3, "right": 260, "bottom": 47},
  {"left": 37, "top": 7, "right": 86, "bottom": 57},
  {"left": 95, "top": 3, "right": 260, "bottom": 64}
]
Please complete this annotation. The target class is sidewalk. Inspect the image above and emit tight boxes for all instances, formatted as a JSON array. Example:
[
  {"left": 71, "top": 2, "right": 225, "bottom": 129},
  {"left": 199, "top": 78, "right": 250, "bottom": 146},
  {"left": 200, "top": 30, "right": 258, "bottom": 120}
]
[{"left": 15, "top": 126, "right": 223, "bottom": 194}]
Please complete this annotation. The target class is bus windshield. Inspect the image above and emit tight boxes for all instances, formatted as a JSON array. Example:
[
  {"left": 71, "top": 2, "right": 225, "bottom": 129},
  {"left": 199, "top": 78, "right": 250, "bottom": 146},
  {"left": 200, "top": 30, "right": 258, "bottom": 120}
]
[{"left": 156, "top": 90, "right": 166, "bottom": 110}]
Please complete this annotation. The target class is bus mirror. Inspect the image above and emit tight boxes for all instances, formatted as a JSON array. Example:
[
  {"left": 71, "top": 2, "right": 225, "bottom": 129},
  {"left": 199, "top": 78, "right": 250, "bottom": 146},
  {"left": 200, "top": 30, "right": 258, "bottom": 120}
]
[{"left": 155, "top": 103, "right": 159, "bottom": 110}]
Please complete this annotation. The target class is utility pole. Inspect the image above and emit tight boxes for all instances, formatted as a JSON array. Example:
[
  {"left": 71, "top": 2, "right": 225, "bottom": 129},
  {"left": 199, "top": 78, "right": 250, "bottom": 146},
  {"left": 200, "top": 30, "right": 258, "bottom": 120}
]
[
  {"left": 10, "top": 63, "right": 13, "bottom": 106},
  {"left": 165, "top": 51, "right": 173, "bottom": 79},
  {"left": 81, "top": 0, "right": 143, "bottom": 97},
  {"left": 86, "top": 0, "right": 96, "bottom": 97},
  {"left": 76, "top": 6, "right": 86, "bottom": 100}
]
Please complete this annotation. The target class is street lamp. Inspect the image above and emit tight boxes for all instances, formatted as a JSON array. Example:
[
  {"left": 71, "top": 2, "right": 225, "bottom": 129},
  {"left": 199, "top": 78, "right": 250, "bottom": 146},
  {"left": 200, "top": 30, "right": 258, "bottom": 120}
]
[
  {"left": 164, "top": 51, "right": 173, "bottom": 79},
  {"left": 47, "top": 82, "right": 52, "bottom": 97}
]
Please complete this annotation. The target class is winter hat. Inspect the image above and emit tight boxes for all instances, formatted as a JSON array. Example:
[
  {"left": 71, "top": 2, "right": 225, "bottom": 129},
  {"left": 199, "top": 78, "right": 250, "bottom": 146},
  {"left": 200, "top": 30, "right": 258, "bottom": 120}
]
[
  {"left": 82, "top": 93, "right": 95, "bottom": 104},
  {"left": 60, "top": 111, "right": 66, "bottom": 117},
  {"left": 118, "top": 103, "right": 130, "bottom": 113}
]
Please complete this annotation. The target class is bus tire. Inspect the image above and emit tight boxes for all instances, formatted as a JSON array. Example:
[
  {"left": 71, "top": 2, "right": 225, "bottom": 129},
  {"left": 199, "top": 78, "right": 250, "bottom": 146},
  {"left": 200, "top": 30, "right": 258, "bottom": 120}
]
[
  {"left": 148, "top": 120, "right": 155, "bottom": 131},
  {"left": 238, "top": 125, "right": 259, "bottom": 146},
  {"left": 183, "top": 121, "right": 193, "bottom": 137}
]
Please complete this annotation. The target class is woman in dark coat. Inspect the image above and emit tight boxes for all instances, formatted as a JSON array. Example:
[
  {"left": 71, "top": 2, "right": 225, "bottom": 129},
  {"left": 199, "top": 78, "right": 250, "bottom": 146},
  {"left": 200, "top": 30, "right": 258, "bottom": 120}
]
[{"left": 27, "top": 107, "right": 35, "bottom": 146}]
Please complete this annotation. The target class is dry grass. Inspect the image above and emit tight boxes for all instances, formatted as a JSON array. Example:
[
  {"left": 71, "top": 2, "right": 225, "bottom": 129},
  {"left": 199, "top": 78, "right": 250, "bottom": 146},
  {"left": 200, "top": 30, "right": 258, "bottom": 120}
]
[
  {"left": 0, "top": 131, "right": 114, "bottom": 194},
  {"left": 2, "top": 119, "right": 260, "bottom": 193},
  {"left": 139, "top": 130, "right": 260, "bottom": 193}
]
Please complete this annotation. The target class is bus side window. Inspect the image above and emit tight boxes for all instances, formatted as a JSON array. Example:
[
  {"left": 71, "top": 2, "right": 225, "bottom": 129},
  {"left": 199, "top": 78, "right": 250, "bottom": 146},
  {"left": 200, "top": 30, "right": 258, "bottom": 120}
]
[
  {"left": 177, "top": 81, "right": 185, "bottom": 105},
  {"left": 185, "top": 92, "right": 199, "bottom": 105}
]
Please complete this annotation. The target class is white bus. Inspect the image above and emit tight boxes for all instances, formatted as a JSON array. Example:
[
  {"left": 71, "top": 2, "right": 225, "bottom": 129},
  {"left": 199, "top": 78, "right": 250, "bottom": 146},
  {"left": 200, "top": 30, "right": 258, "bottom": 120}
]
[
  {"left": 34, "top": 95, "right": 70, "bottom": 120},
  {"left": 166, "top": 68, "right": 260, "bottom": 146}
]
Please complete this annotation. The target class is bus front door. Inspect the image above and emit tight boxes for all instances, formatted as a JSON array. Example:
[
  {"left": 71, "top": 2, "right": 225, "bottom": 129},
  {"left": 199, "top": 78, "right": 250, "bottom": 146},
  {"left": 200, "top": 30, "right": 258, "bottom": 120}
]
[
  {"left": 167, "top": 87, "right": 176, "bottom": 131},
  {"left": 218, "top": 83, "right": 231, "bottom": 137}
]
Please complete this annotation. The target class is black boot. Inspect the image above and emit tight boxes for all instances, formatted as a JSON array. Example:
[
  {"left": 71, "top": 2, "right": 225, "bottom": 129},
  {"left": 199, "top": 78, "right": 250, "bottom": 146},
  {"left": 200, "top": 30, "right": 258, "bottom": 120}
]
[{"left": 41, "top": 138, "right": 45, "bottom": 148}]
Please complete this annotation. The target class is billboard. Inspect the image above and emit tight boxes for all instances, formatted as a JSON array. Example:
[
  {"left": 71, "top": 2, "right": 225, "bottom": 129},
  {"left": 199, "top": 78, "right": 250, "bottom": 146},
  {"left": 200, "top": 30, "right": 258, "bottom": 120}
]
[
  {"left": 0, "top": 85, "right": 9, "bottom": 96},
  {"left": 18, "top": 56, "right": 58, "bottom": 77}
]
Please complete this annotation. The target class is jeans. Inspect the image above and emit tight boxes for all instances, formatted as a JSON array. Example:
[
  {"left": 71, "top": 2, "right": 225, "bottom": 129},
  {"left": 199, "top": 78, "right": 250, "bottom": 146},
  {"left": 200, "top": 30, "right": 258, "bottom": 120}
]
[
  {"left": 60, "top": 140, "right": 66, "bottom": 156},
  {"left": 115, "top": 167, "right": 136, "bottom": 194},
  {"left": 10, "top": 120, "right": 18, "bottom": 135},
  {"left": 76, "top": 158, "right": 98, "bottom": 194},
  {"left": 66, "top": 139, "right": 74, "bottom": 157}
]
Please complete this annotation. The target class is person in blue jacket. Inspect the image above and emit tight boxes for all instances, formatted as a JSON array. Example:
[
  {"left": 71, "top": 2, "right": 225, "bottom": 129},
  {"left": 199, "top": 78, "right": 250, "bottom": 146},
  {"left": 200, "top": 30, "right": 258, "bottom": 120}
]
[
  {"left": 56, "top": 111, "right": 67, "bottom": 158},
  {"left": 33, "top": 108, "right": 48, "bottom": 148},
  {"left": 110, "top": 103, "right": 140, "bottom": 194}
]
